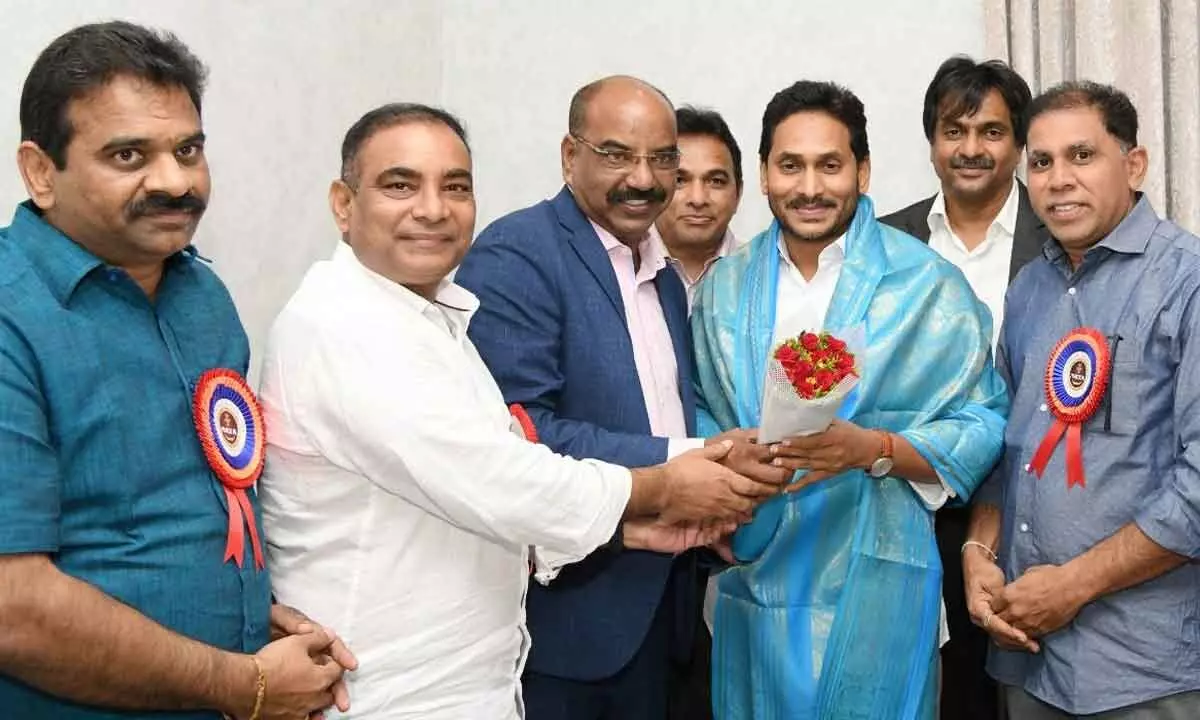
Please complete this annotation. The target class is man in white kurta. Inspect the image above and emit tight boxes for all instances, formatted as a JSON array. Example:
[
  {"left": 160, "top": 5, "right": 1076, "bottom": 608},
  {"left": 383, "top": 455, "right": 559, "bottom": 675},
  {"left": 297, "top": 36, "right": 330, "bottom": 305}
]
[{"left": 258, "top": 104, "right": 770, "bottom": 720}]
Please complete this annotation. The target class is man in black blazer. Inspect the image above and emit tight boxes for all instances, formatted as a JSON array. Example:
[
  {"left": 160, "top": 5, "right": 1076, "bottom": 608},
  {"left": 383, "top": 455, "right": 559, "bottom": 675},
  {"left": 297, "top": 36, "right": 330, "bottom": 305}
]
[{"left": 880, "top": 56, "right": 1049, "bottom": 720}]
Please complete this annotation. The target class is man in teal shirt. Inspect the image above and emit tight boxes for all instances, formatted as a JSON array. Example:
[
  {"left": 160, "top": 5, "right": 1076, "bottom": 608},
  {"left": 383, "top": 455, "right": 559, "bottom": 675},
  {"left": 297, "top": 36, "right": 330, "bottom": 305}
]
[{"left": 0, "top": 21, "right": 352, "bottom": 719}]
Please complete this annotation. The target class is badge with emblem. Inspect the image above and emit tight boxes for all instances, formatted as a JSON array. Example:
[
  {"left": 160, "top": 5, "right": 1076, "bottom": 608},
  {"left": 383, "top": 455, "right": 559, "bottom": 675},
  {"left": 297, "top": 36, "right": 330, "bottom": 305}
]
[
  {"left": 192, "top": 369, "right": 266, "bottom": 569},
  {"left": 1028, "top": 327, "right": 1111, "bottom": 488}
]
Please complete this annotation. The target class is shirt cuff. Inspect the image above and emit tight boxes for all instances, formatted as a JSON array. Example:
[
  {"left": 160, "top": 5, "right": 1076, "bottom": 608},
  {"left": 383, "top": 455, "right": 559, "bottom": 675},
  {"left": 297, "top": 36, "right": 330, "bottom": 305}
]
[
  {"left": 667, "top": 438, "right": 707, "bottom": 460},
  {"left": 907, "top": 471, "right": 956, "bottom": 511},
  {"left": 531, "top": 526, "right": 620, "bottom": 585}
]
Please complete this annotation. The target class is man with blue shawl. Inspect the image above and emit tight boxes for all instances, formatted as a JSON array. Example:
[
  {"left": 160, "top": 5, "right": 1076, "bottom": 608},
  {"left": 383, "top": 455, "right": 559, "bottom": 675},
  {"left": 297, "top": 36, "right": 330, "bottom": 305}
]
[{"left": 693, "top": 81, "right": 1009, "bottom": 719}]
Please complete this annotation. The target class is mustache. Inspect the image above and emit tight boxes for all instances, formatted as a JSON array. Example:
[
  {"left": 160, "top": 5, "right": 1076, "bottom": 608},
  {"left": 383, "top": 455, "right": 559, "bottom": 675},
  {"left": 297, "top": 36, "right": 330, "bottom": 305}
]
[
  {"left": 786, "top": 196, "right": 837, "bottom": 210},
  {"left": 949, "top": 155, "right": 995, "bottom": 170},
  {"left": 607, "top": 186, "right": 667, "bottom": 205},
  {"left": 126, "top": 192, "right": 207, "bottom": 221}
]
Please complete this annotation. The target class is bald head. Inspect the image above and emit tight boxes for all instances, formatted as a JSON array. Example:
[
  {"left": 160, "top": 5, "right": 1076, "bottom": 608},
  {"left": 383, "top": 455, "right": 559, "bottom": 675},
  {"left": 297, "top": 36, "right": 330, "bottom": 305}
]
[
  {"left": 561, "top": 75, "right": 679, "bottom": 246},
  {"left": 568, "top": 75, "right": 674, "bottom": 136}
]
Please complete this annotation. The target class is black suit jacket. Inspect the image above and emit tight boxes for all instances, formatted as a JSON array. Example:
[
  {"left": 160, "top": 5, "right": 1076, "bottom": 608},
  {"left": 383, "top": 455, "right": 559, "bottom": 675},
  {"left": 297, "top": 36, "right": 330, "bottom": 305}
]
[{"left": 879, "top": 180, "right": 1049, "bottom": 284}]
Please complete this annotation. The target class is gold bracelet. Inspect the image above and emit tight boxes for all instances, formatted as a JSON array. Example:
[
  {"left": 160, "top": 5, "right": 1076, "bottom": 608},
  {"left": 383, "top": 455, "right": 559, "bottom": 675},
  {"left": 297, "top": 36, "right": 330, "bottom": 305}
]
[
  {"left": 248, "top": 656, "right": 266, "bottom": 720},
  {"left": 961, "top": 539, "right": 998, "bottom": 561}
]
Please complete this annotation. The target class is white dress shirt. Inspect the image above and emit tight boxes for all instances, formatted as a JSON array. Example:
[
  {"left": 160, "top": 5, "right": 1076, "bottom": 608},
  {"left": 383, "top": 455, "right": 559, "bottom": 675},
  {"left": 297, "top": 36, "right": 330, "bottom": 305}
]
[
  {"left": 927, "top": 180, "right": 1019, "bottom": 350},
  {"left": 652, "top": 227, "right": 737, "bottom": 308},
  {"left": 771, "top": 232, "right": 951, "bottom": 646},
  {"left": 591, "top": 222, "right": 693, "bottom": 458},
  {"left": 259, "top": 244, "right": 632, "bottom": 720}
]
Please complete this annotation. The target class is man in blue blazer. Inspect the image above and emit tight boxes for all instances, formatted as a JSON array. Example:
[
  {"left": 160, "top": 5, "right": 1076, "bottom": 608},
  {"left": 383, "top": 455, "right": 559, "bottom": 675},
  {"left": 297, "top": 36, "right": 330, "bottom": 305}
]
[{"left": 456, "top": 76, "right": 782, "bottom": 720}]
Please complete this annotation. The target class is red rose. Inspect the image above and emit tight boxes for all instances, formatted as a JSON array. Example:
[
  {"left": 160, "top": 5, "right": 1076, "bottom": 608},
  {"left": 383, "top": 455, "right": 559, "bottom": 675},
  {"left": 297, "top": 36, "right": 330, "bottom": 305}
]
[
  {"left": 826, "top": 337, "right": 847, "bottom": 352},
  {"left": 800, "top": 332, "right": 820, "bottom": 351},
  {"left": 795, "top": 361, "right": 814, "bottom": 378},
  {"left": 836, "top": 354, "right": 855, "bottom": 371},
  {"left": 776, "top": 344, "right": 799, "bottom": 367},
  {"left": 814, "top": 369, "right": 836, "bottom": 391}
]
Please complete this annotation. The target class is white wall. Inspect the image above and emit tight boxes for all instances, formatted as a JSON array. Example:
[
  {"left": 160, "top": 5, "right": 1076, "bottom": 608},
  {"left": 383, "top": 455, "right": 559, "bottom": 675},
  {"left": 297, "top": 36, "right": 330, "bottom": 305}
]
[
  {"left": 0, "top": 1, "right": 443, "bottom": 376},
  {"left": 441, "top": 0, "right": 986, "bottom": 239},
  {"left": 0, "top": 1, "right": 985, "bottom": 370}
]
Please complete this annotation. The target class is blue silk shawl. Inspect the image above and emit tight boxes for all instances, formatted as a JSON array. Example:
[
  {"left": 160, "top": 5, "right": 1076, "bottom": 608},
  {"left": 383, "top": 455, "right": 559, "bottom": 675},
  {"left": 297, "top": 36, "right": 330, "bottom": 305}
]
[{"left": 692, "top": 196, "right": 1008, "bottom": 719}]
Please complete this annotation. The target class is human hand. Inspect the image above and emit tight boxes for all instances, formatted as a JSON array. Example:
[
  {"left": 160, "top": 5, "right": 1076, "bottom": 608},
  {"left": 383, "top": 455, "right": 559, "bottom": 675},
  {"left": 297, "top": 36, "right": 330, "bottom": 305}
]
[
  {"left": 994, "top": 564, "right": 1089, "bottom": 640},
  {"left": 707, "top": 428, "right": 794, "bottom": 489},
  {"left": 962, "top": 548, "right": 1037, "bottom": 652},
  {"left": 659, "top": 443, "right": 777, "bottom": 524},
  {"left": 709, "top": 535, "right": 736, "bottom": 564},
  {"left": 768, "top": 420, "right": 878, "bottom": 492},
  {"left": 252, "top": 628, "right": 347, "bottom": 720},
  {"left": 268, "top": 604, "right": 357, "bottom": 718},
  {"left": 622, "top": 517, "right": 738, "bottom": 554}
]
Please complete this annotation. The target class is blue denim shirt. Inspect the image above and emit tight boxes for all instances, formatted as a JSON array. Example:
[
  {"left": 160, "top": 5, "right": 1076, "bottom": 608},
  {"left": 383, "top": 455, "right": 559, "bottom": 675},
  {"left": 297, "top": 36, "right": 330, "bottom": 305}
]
[
  {"left": 979, "top": 196, "right": 1200, "bottom": 714},
  {"left": 0, "top": 203, "right": 271, "bottom": 719}
]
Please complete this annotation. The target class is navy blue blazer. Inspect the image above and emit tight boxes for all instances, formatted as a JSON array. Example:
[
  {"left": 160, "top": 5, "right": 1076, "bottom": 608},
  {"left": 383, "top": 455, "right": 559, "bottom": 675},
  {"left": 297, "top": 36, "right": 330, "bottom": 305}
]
[{"left": 455, "top": 186, "right": 698, "bottom": 681}]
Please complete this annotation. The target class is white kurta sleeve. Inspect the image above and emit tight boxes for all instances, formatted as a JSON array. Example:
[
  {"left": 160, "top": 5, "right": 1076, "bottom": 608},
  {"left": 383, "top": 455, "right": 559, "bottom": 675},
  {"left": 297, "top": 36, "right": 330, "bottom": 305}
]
[{"left": 282, "top": 316, "right": 632, "bottom": 560}]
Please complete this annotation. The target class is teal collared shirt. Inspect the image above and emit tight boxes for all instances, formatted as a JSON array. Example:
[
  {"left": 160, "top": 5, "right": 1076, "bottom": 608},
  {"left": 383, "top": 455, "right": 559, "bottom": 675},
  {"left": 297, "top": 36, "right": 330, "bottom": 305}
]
[{"left": 0, "top": 202, "right": 270, "bottom": 719}]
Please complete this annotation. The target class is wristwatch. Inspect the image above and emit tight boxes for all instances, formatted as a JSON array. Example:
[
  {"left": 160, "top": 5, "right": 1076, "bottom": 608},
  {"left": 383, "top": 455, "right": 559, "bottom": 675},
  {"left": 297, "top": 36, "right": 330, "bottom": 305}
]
[{"left": 867, "top": 430, "right": 895, "bottom": 478}]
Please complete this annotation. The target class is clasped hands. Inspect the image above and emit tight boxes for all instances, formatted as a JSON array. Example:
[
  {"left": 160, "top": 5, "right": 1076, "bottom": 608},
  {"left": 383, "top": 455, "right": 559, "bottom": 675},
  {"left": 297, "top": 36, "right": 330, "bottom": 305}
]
[
  {"left": 625, "top": 421, "right": 880, "bottom": 557},
  {"left": 963, "top": 548, "right": 1092, "bottom": 654}
]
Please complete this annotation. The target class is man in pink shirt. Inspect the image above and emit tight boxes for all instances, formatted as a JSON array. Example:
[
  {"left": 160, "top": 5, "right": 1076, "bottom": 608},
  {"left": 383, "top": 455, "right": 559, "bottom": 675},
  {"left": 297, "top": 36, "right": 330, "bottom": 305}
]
[
  {"left": 654, "top": 106, "right": 743, "bottom": 311},
  {"left": 456, "top": 75, "right": 781, "bottom": 720}
]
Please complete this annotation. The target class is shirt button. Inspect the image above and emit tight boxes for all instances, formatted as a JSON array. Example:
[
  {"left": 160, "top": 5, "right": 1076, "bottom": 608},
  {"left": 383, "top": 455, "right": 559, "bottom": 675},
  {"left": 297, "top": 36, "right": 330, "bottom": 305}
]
[
  {"left": 1067, "top": 287, "right": 1077, "bottom": 295},
  {"left": 1039, "top": 403, "right": 1048, "bottom": 412},
  {"left": 1020, "top": 522, "right": 1030, "bottom": 533},
  {"left": 1023, "top": 463, "right": 1032, "bottom": 473}
]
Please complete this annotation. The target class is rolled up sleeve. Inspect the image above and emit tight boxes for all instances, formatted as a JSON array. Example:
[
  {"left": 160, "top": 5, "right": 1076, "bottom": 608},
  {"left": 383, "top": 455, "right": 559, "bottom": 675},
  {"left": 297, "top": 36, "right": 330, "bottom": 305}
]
[{"left": 1135, "top": 294, "right": 1200, "bottom": 558}]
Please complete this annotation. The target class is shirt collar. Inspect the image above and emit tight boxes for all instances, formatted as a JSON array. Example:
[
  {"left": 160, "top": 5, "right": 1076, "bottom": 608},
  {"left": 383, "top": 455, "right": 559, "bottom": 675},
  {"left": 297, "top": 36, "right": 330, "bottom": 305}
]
[
  {"left": 1042, "top": 193, "right": 1158, "bottom": 265},
  {"left": 776, "top": 231, "right": 846, "bottom": 275},
  {"left": 591, "top": 220, "right": 667, "bottom": 279},
  {"left": 7, "top": 201, "right": 203, "bottom": 305},
  {"left": 927, "top": 178, "right": 1020, "bottom": 239},
  {"left": 332, "top": 241, "right": 480, "bottom": 335},
  {"left": 650, "top": 226, "right": 736, "bottom": 269}
]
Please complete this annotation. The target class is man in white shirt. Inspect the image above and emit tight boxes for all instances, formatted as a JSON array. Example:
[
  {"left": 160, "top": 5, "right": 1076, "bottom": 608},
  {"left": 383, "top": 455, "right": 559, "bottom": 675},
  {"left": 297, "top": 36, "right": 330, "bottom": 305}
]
[
  {"left": 693, "top": 80, "right": 1007, "bottom": 718},
  {"left": 258, "top": 103, "right": 785, "bottom": 720},
  {"left": 654, "top": 106, "right": 742, "bottom": 309},
  {"left": 880, "top": 55, "right": 1048, "bottom": 720},
  {"left": 652, "top": 104, "right": 744, "bottom": 720}
]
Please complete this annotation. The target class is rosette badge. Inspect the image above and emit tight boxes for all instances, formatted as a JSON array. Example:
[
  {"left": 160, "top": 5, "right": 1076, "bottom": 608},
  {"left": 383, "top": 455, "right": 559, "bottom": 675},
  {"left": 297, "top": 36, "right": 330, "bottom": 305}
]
[
  {"left": 192, "top": 369, "right": 266, "bottom": 569},
  {"left": 1028, "top": 327, "right": 1111, "bottom": 488}
]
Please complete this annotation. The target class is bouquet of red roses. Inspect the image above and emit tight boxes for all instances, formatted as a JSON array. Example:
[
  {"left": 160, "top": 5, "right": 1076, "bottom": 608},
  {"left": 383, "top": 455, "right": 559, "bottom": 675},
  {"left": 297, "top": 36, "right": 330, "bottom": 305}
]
[{"left": 758, "top": 329, "right": 861, "bottom": 443}]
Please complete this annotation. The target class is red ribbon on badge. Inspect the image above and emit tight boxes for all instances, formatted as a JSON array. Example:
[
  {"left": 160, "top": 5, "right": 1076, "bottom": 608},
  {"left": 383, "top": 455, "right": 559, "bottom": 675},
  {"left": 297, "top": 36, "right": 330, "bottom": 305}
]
[
  {"left": 509, "top": 403, "right": 539, "bottom": 443},
  {"left": 192, "top": 369, "right": 267, "bottom": 569},
  {"left": 1027, "top": 328, "right": 1110, "bottom": 488}
]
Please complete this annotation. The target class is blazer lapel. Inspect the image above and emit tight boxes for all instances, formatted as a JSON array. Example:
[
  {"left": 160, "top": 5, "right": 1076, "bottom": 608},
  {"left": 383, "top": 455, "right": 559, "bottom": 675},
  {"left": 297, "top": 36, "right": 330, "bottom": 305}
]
[
  {"left": 1009, "top": 182, "right": 1049, "bottom": 283},
  {"left": 654, "top": 268, "right": 697, "bottom": 433},
  {"left": 906, "top": 196, "right": 936, "bottom": 242},
  {"left": 552, "top": 187, "right": 625, "bottom": 319}
]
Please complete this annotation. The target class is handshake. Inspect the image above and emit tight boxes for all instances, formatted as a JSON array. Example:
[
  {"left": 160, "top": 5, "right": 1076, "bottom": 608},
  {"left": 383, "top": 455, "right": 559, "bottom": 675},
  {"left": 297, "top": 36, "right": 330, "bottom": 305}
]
[{"left": 620, "top": 429, "right": 792, "bottom": 557}]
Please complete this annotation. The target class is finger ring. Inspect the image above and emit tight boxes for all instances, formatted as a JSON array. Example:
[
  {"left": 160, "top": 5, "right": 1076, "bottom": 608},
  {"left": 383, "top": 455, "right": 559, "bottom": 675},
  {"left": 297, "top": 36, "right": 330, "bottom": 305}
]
[{"left": 983, "top": 613, "right": 994, "bottom": 629}]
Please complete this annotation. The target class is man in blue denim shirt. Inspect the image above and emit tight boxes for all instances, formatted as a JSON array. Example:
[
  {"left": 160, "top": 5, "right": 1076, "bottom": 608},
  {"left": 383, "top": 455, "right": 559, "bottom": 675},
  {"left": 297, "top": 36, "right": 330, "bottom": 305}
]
[
  {"left": 965, "top": 81, "right": 1200, "bottom": 718},
  {"left": 0, "top": 22, "right": 353, "bottom": 720}
]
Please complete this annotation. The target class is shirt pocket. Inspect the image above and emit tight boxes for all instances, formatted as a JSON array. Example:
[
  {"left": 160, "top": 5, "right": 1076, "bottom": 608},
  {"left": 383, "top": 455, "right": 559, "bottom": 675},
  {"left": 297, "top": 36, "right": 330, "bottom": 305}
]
[{"left": 1090, "top": 342, "right": 1141, "bottom": 437}]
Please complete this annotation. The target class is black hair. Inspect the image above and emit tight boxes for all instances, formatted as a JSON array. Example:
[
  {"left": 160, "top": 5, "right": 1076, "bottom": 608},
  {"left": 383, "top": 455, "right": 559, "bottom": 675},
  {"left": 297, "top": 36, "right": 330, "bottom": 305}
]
[
  {"left": 759, "top": 81, "right": 869, "bottom": 163},
  {"left": 1028, "top": 81, "right": 1139, "bottom": 149},
  {"left": 20, "top": 21, "right": 207, "bottom": 169},
  {"left": 922, "top": 56, "right": 1033, "bottom": 147},
  {"left": 676, "top": 105, "right": 743, "bottom": 189},
  {"left": 340, "top": 103, "right": 470, "bottom": 186}
]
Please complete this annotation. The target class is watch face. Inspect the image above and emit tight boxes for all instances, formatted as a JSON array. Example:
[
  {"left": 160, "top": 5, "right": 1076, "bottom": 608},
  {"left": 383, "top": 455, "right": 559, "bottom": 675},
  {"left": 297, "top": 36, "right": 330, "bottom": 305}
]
[{"left": 870, "top": 457, "right": 894, "bottom": 478}]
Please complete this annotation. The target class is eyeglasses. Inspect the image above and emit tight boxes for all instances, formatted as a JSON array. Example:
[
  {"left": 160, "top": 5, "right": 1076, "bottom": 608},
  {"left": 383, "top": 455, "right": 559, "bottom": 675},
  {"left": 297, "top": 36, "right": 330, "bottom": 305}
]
[{"left": 571, "top": 134, "right": 681, "bottom": 172}]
